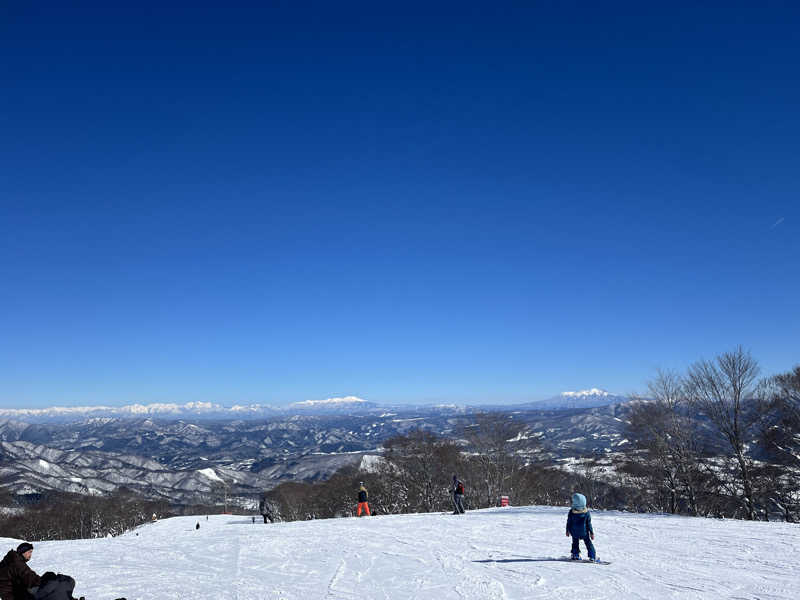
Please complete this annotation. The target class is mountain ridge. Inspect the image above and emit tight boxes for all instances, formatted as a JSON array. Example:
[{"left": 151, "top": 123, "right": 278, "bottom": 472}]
[
  {"left": 0, "top": 389, "right": 626, "bottom": 422},
  {"left": 0, "top": 399, "right": 634, "bottom": 502}
]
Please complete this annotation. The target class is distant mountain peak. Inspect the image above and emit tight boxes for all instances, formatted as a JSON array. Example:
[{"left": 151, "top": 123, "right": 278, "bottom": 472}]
[
  {"left": 289, "top": 396, "right": 367, "bottom": 408},
  {"left": 118, "top": 402, "right": 224, "bottom": 415},
  {"left": 560, "top": 388, "right": 610, "bottom": 398},
  {"left": 524, "top": 388, "right": 625, "bottom": 411}
]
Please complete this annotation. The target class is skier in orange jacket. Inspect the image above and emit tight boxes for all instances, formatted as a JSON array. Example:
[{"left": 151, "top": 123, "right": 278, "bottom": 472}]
[{"left": 356, "top": 482, "right": 371, "bottom": 516}]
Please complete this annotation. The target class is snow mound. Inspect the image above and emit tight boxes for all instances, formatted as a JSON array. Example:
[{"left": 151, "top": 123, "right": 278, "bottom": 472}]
[{"left": 197, "top": 468, "right": 224, "bottom": 483}]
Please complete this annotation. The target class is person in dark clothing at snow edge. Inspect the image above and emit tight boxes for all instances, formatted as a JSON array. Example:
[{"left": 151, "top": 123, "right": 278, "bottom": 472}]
[
  {"left": 451, "top": 475, "right": 465, "bottom": 514},
  {"left": 0, "top": 543, "right": 41, "bottom": 600},
  {"left": 566, "top": 493, "right": 598, "bottom": 562},
  {"left": 259, "top": 498, "right": 277, "bottom": 524}
]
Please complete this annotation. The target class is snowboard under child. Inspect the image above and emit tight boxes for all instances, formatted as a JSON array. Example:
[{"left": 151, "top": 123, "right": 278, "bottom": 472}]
[{"left": 565, "top": 493, "right": 598, "bottom": 562}]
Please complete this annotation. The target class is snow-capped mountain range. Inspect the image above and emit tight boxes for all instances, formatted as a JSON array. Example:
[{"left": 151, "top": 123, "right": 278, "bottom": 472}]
[
  {"left": 0, "top": 391, "right": 624, "bottom": 422},
  {"left": 0, "top": 390, "right": 632, "bottom": 502},
  {"left": 0, "top": 396, "right": 374, "bottom": 422}
]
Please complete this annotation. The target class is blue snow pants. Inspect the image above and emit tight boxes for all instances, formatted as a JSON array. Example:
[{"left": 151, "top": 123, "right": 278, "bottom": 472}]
[{"left": 571, "top": 535, "right": 595, "bottom": 559}]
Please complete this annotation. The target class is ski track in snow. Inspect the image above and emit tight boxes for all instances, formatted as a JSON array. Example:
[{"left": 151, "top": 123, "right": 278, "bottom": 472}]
[{"left": 2, "top": 505, "right": 799, "bottom": 599}]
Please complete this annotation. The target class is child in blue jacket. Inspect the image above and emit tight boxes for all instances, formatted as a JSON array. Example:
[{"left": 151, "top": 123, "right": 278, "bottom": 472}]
[{"left": 566, "top": 493, "right": 597, "bottom": 562}]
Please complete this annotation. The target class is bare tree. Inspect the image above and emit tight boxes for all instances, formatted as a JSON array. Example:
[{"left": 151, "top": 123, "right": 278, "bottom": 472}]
[
  {"left": 462, "top": 413, "right": 528, "bottom": 508},
  {"left": 757, "top": 365, "right": 800, "bottom": 521},
  {"left": 0, "top": 490, "right": 173, "bottom": 540},
  {"left": 382, "top": 430, "right": 462, "bottom": 513},
  {"left": 759, "top": 366, "right": 800, "bottom": 467},
  {"left": 626, "top": 370, "right": 702, "bottom": 515},
  {"left": 266, "top": 481, "right": 313, "bottom": 521},
  {"left": 686, "top": 347, "right": 760, "bottom": 520}
]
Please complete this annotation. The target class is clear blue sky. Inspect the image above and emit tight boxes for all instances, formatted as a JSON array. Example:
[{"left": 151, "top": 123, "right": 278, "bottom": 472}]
[{"left": 1, "top": 2, "right": 798, "bottom": 408}]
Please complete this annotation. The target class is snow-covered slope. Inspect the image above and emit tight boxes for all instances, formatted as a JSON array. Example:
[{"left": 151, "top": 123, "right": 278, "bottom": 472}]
[{"left": 2, "top": 506, "right": 796, "bottom": 599}]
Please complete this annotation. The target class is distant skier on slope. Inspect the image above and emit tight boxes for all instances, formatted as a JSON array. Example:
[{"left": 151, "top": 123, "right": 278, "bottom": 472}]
[
  {"left": 451, "top": 475, "right": 465, "bottom": 514},
  {"left": 356, "top": 482, "right": 371, "bottom": 516},
  {"left": 259, "top": 497, "right": 277, "bottom": 523},
  {"left": 566, "top": 492, "right": 598, "bottom": 562},
  {"left": 0, "top": 542, "right": 41, "bottom": 600}
]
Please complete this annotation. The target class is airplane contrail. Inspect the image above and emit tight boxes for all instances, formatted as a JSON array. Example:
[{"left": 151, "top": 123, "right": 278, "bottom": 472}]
[{"left": 770, "top": 217, "right": 785, "bottom": 229}]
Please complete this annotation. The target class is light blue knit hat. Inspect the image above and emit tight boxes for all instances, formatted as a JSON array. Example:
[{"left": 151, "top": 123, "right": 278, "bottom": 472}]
[{"left": 571, "top": 493, "right": 587, "bottom": 510}]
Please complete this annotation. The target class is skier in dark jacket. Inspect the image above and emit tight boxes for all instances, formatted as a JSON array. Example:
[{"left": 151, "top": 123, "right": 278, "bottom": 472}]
[
  {"left": 259, "top": 498, "right": 277, "bottom": 524},
  {"left": 566, "top": 493, "right": 597, "bottom": 562},
  {"left": 0, "top": 543, "right": 41, "bottom": 600},
  {"left": 451, "top": 475, "right": 465, "bottom": 514}
]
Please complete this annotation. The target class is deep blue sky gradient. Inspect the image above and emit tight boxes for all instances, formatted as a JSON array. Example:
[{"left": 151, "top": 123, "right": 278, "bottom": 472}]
[{"left": 1, "top": 2, "right": 798, "bottom": 407}]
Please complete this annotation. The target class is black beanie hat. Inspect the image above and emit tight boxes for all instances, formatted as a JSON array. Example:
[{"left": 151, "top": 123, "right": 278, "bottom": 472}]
[{"left": 16, "top": 542, "right": 33, "bottom": 554}]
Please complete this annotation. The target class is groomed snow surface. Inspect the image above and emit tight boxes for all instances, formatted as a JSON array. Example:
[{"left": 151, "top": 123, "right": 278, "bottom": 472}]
[{"left": 3, "top": 505, "right": 798, "bottom": 599}]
